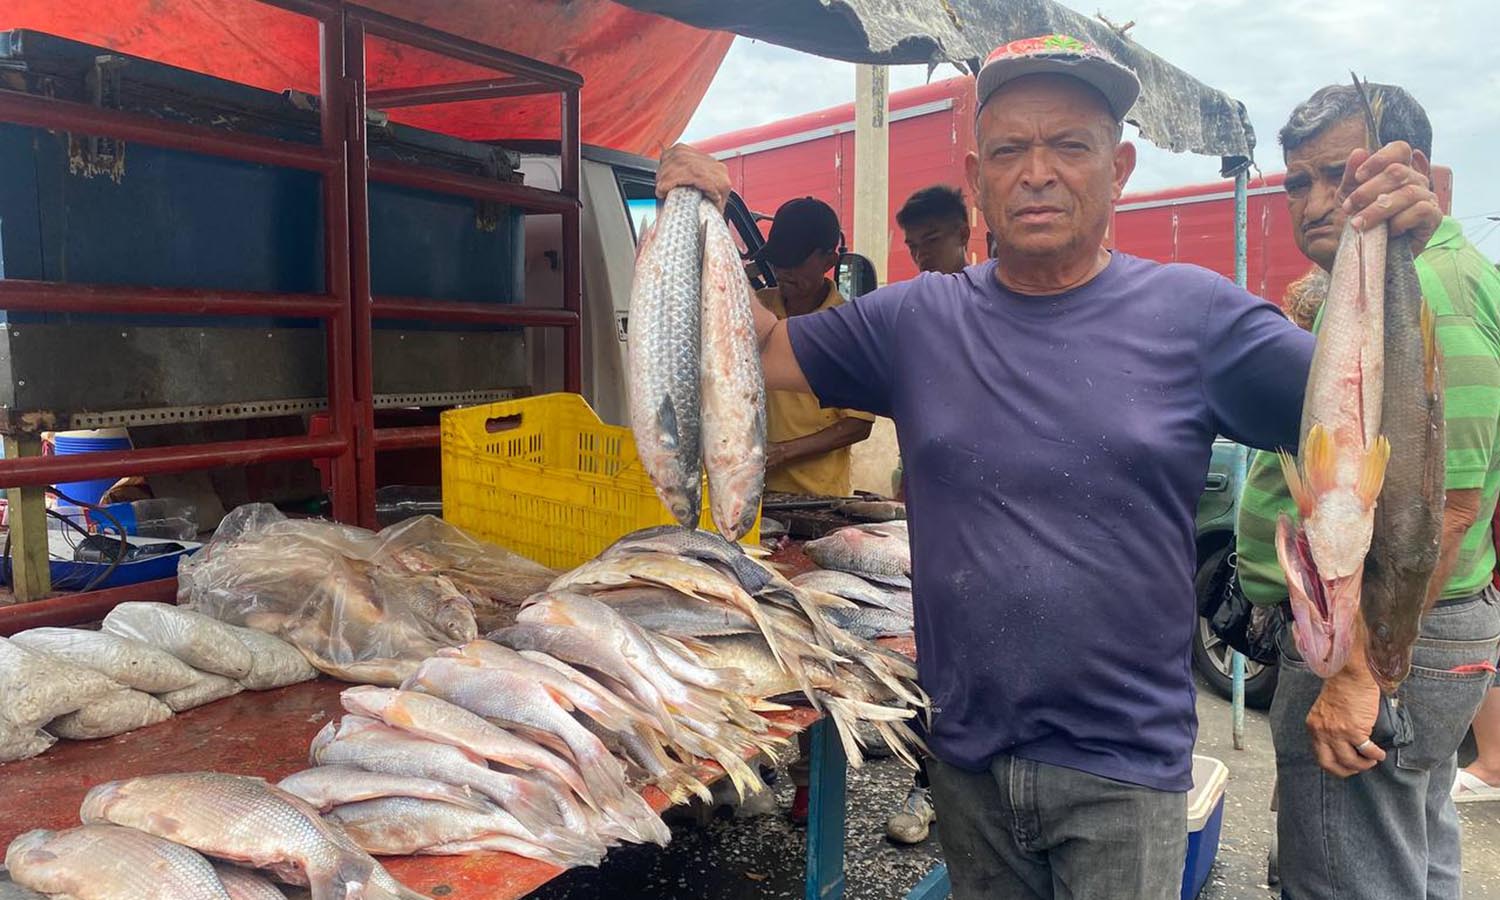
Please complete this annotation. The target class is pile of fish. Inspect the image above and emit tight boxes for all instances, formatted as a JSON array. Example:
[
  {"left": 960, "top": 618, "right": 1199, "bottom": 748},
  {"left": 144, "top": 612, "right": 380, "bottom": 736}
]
[
  {"left": 794, "top": 521, "right": 914, "bottom": 641},
  {"left": 180, "top": 504, "right": 556, "bottom": 686},
  {"left": 1275, "top": 76, "right": 1445, "bottom": 689},
  {"left": 628, "top": 187, "right": 766, "bottom": 539},
  {"left": 4, "top": 771, "right": 423, "bottom": 899},
  {"left": 272, "top": 525, "right": 926, "bottom": 870},
  {"left": 1, "top": 602, "right": 316, "bottom": 763}
]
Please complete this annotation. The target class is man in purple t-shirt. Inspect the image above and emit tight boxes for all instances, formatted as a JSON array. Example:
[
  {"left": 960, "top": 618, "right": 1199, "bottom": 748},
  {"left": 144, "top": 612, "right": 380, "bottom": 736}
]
[{"left": 657, "top": 34, "right": 1441, "bottom": 899}]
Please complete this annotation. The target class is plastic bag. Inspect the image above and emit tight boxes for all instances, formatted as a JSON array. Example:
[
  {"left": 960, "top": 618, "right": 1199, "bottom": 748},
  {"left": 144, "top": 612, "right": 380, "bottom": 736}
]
[
  {"left": 0, "top": 722, "right": 56, "bottom": 763},
  {"left": 0, "top": 636, "right": 120, "bottom": 732},
  {"left": 47, "top": 688, "right": 173, "bottom": 740},
  {"left": 179, "top": 504, "right": 518, "bottom": 686},
  {"left": 102, "top": 602, "right": 254, "bottom": 679},
  {"left": 228, "top": 624, "right": 318, "bottom": 690},
  {"left": 156, "top": 671, "right": 243, "bottom": 712},
  {"left": 9, "top": 627, "right": 200, "bottom": 693}
]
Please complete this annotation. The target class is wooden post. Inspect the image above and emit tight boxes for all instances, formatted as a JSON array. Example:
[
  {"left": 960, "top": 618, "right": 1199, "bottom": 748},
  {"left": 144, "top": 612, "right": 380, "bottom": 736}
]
[
  {"left": 852, "top": 64, "right": 889, "bottom": 282},
  {"left": 5, "top": 436, "right": 52, "bottom": 601}
]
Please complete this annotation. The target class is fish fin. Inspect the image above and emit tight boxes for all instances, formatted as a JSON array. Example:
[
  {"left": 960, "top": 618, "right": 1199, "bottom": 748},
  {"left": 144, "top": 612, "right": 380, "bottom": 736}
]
[
  {"left": 1301, "top": 425, "right": 1336, "bottom": 497},
  {"left": 656, "top": 396, "right": 681, "bottom": 452},
  {"left": 1357, "top": 436, "right": 1392, "bottom": 508},
  {"left": 819, "top": 694, "right": 870, "bottom": 769},
  {"left": 1421, "top": 299, "right": 1441, "bottom": 394},
  {"left": 1278, "top": 449, "right": 1313, "bottom": 518},
  {"left": 144, "top": 811, "right": 185, "bottom": 839}
]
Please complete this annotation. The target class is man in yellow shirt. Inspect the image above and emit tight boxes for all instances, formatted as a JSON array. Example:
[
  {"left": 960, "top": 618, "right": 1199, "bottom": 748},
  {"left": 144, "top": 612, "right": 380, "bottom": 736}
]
[{"left": 754, "top": 197, "right": 874, "bottom": 498}]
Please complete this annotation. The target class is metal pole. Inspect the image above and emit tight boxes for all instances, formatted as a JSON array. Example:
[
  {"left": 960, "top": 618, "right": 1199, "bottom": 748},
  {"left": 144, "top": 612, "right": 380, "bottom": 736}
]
[{"left": 1231, "top": 168, "right": 1249, "bottom": 750}]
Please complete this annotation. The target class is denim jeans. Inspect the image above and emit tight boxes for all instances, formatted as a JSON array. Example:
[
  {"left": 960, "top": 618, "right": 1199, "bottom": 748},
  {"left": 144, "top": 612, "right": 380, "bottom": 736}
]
[
  {"left": 927, "top": 754, "right": 1187, "bottom": 900},
  {"left": 1272, "top": 590, "right": 1500, "bottom": 900}
]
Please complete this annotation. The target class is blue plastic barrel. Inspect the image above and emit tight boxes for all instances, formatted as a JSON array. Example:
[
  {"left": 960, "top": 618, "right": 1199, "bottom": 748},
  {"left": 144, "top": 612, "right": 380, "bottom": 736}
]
[{"left": 51, "top": 430, "right": 132, "bottom": 505}]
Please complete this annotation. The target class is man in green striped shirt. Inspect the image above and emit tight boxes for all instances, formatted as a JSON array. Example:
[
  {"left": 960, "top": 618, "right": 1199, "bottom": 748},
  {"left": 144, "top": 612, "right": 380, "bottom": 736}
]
[{"left": 1236, "top": 83, "right": 1500, "bottom": 900}]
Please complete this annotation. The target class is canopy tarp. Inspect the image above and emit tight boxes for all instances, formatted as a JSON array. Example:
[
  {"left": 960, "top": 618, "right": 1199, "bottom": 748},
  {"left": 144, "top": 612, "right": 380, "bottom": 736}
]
[
  {"left": 1, "top": 0, "right": 733, "bottom": 155},
  {"left": 614, "top": 0, "right": 1256, "bottom": 172}
]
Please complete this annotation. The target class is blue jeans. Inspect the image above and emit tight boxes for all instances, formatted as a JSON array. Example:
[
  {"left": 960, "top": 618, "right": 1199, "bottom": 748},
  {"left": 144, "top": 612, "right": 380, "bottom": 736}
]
[
  {"left": 927, "top": 755, "right": 1186, "bottom": 900},
  {"left": 1272, "top": 590, "right": 1500, "bottom": 900}
]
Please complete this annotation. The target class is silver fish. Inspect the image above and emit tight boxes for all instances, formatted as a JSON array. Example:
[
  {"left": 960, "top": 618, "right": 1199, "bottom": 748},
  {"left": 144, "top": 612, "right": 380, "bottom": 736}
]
[
  {"left": 213, "top": 864, "right": 289, "bottom": 900},
  {"left": 310, "top": 716, "right": 568, "bottom": 844},
  {"left": 599, "top": 526, "right": 773, "bottom": 593},
  {"left": 276, "top": 765, "right": 491, "bottom": 814},
  {"left": 6, "top": 824, "right": 231, "bottom": 900},
  {"left": 823, "top": 605, "right": 914, "bottom": 640},
  {"left": 77, "top": 772, "right": 420, "bottom": 900},
  {"left": 804, "top": 526, "right": 911, "bottom": 586},
  {"left": 791, "top": 570, "right": 912, "bottom": 613},
  {"left": 325, "top": 797, "right": 601, "bottom": 869},
  {"left": 594, "top": 586, "right": 759, "bottom": 637},
  {"left": 698, "top": 200, "right": 766, "bottom": 540},
  {"left": 628, "top": 187, "right": 705, "bottom": 526}
]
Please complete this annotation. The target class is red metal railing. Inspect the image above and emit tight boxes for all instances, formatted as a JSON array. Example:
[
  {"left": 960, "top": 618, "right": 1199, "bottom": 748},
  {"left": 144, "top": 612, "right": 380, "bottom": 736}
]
[{"left": 0, "top": 0, "right": 584, "bottom": 620}]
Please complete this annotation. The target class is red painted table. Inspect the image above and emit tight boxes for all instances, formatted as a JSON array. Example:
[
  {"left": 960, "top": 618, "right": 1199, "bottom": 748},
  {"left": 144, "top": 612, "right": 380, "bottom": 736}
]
[{"left": 0, "top": 678, "right": 819, "bottom": 899}]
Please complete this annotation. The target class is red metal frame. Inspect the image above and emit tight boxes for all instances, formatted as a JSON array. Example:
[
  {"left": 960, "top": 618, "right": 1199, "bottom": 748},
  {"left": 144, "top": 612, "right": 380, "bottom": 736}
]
[{"left": 0, "top": 0, "right": 584, "bottom": 601}]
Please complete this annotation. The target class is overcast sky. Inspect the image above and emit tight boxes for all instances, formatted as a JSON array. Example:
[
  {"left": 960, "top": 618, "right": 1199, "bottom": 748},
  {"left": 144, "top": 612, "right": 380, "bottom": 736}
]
[{"left": 681, "top": 0, "right": 1500, "bottom": 262}]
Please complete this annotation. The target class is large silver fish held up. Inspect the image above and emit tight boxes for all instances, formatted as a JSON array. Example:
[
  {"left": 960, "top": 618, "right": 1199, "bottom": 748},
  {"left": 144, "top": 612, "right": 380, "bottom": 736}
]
[{"left": 628, "top": 188, "right": 705, "bottom": 526}]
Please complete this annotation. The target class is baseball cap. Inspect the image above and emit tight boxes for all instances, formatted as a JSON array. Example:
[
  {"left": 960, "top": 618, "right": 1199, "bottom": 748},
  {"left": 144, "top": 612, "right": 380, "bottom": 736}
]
[
  {"left": 975, "top": 34, "right": 1141, "bottom": 121},
  {"left": 756, "top": 197, "right": 841, "bottom": 268}
]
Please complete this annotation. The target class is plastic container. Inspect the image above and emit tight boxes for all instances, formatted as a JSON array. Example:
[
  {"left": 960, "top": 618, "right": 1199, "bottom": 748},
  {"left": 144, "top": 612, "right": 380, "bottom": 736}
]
[
  {"left": 1181, "top": 754, "right": 1229, "bottom": 900},
  {"left": 49, "top": 428, "right": 132, "bottom": 505},
  {"left": 89, "top": 498, "right": 199, "bottom": 540},
  {"left": 441, "top": 393, "right": 760, "bottom": 570}
]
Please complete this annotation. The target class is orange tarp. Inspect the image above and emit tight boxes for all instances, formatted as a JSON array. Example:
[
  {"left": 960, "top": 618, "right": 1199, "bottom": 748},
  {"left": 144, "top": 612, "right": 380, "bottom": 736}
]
[{"left": 2, "top": 0, "right": 733, "bottom": 154}]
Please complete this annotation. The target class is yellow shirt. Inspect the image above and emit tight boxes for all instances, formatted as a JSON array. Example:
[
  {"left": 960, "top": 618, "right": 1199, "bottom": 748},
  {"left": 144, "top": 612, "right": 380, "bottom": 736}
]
[{"left": 757, "top": 281, "right": 875, "bottom": 497}]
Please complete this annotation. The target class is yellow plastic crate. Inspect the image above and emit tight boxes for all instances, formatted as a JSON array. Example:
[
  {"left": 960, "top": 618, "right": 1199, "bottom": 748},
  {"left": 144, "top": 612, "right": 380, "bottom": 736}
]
[{"left": 441, "top": 393, "right": 760, "bottom": 570}]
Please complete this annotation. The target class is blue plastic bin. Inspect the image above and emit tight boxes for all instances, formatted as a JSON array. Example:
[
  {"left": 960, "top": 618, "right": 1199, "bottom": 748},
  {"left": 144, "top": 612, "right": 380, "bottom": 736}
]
[
  {"left": 50, "top": 430, "right": 132, "bottom": 505},
  {"left": 1182, "top": 755, "right": 1229, "bottom": 899}
]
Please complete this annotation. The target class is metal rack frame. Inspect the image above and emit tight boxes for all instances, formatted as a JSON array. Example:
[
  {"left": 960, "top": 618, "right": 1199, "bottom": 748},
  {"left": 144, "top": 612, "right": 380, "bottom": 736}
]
[{"left": 0, "top": 0, "right": 583, "bottom": 606}]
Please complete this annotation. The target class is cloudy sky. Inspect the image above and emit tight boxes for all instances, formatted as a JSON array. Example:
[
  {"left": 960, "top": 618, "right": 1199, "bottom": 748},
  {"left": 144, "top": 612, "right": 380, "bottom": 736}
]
[{"left": 680, "top": 0, "right": 1500, "bottom": 261}]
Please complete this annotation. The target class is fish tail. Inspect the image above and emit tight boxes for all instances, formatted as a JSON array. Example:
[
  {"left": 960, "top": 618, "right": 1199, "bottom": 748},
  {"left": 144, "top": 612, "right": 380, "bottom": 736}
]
[
  {"left": 819, "top": 694, "right": 871, "bottom": 769},
  {"left": 657, "top": 766, "right": 715, "bottom": 805}
]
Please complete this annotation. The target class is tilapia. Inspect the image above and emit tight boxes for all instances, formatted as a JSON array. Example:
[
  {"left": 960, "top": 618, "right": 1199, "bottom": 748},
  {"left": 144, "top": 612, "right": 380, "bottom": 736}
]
[
  {"left": 804, "top": 526, "right": 912, "bottom": 588},
  {"left": 276, "top": 765, "right": 491, "bottom": 814},
  {"left": 213, "top": 863, "right": 289, "bottom": 900},
  {"left": 1275, "top": 84, "right": 1391, "bottom": 677},
  {"left": 78, "top": 772, "right": 421, "bottom": 900},
  {"left": 1361, "top": 233, "right": 1445, "bottom": 690},
  {"left": 5, "top": 824, "right": 231, "bottom": 899},
  {"left": 325, "top": 797, "right": 601, "bottom": 869},
  {"left": 698, "top": 200, "right": 767, "bottom": 540},
  {"left": 309, "top": 716, "right": 569, "bottom": 844},
  {"left": 628, "top": 187, "right": 705, "bottom": 526}
]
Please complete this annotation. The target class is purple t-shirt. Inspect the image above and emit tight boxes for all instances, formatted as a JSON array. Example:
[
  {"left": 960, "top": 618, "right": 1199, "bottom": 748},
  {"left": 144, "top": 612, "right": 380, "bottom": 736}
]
[{"left": 789, "top": 253, "right": 1313, "bottom": 791}]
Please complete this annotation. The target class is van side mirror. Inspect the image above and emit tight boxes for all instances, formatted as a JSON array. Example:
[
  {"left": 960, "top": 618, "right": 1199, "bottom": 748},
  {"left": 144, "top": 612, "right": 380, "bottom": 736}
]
[{"left": 836, "top": 252, "right": 878, "bottom": 299}]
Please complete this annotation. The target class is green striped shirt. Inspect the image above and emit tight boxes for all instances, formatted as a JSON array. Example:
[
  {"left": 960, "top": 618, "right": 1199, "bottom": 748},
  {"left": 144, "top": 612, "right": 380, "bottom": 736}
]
[{"left": 1237, "top": 218, "right": 1500, "bottom": 604}]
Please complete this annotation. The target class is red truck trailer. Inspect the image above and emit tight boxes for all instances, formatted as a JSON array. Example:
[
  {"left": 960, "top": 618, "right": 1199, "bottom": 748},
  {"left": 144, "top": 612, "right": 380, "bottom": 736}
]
[{"left": 696, "top": 76, "right": 1454, "bottom": 305}]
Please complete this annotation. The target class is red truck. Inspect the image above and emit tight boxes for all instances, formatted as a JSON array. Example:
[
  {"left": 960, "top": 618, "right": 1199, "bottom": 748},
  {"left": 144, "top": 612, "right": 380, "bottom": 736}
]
[{"left": 695, "top": 75, "right": 1454, "bottom": 307}]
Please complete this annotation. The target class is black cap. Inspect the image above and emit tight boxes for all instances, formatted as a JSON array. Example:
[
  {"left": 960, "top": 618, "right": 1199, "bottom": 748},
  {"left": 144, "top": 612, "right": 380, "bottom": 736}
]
[{"left": 756, "top": 197, "right": 841, "bottom": 268}]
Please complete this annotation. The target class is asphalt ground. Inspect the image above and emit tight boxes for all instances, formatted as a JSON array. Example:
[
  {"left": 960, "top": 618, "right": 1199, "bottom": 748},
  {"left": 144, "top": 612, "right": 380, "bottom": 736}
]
[{"left": 528, "top": 675, "right": 1499, "bottom": 899}]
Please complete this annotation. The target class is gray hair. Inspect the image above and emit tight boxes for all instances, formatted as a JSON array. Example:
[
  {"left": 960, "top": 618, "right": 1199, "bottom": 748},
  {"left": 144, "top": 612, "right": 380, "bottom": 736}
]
[{"left": 1279, "top": 82, "right": 1432, "bottom": 159}]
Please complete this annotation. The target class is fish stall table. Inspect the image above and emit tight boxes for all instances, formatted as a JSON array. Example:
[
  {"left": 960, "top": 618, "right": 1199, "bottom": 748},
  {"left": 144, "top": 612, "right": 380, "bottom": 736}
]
[
  {"left": 0, "top": 539, "right": 930, "bottom": 900},
  {"left": 0, "top": 674, "right": 832, "bottom": 898}
]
